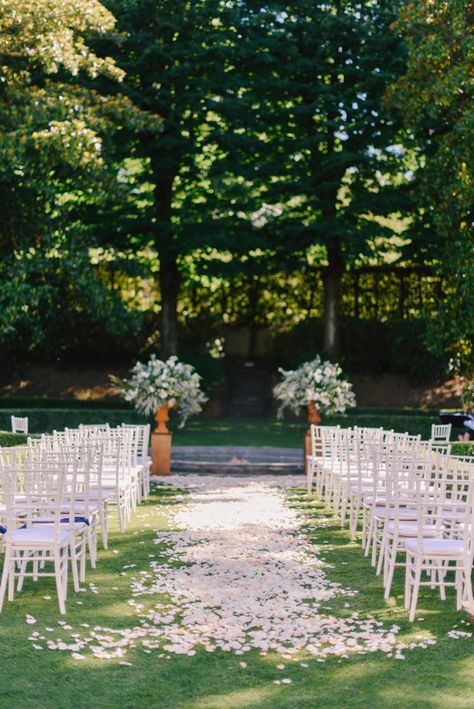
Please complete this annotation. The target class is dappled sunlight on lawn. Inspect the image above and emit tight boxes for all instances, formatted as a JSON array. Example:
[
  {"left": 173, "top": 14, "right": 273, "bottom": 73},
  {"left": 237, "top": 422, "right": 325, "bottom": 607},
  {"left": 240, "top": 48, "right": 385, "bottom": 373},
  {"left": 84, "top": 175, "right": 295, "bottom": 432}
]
[{"left": 2, "top": 475, "right": 474, "bottom": 708}]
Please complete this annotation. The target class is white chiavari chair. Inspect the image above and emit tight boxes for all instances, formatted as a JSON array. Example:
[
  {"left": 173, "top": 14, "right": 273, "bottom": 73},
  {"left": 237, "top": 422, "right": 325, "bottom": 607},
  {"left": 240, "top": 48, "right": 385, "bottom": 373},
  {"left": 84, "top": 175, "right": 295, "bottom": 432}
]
[
  {"left": 11, "top": 416, "right": 28, "bottom": 435},
  {"left": 0, "top": 450, "right": 71, "bottom": 614},
  {"left": 404, "top": 461, "right": 474, "bottom": 621},
  {"left": 430, "top": 423, "right": 452, "bottom": 443}
]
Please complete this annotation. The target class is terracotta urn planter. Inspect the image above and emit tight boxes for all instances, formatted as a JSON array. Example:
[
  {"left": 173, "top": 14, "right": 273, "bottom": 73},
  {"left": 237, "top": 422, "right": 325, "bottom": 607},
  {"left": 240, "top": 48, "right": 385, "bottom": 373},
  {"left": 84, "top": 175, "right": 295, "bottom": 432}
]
[
  {"left": 151, "top": 404, "right": 172, "bottom": 475},
  {"left": 307, "top": 402, "right": 321, "bottom": 425},
  {"left": 305, "top": 402, "right": 321, "bottom": 471}
]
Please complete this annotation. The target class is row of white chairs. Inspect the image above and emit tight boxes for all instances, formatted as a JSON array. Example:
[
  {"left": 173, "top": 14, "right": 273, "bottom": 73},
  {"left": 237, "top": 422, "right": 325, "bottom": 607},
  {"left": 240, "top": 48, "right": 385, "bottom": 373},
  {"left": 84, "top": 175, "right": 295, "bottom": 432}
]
[
  {"left": 306, "top": 425, "right": 474, "bottom": 621},
  {"left": 0, "top": 423, "right": 150, "bottom": 614}
]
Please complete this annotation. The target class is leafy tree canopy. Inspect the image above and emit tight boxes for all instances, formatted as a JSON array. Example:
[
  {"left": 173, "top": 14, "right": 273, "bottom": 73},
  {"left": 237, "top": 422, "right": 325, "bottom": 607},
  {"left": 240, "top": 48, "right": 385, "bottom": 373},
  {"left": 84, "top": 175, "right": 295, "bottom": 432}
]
[{"left": 389, "top": 0, "right": 474, "bottom": 372}]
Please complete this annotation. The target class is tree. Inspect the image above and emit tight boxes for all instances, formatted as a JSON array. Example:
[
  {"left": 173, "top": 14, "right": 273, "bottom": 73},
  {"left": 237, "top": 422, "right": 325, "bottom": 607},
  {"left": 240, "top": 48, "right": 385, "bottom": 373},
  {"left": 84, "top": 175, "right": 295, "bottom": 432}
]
[
  {"left": 226, "top": 0, "right": 408, "bottom": 359},
  {"left": 388, "top": 0, "right": 474, "bottom": 374},
  {"left": 93, "top": 0, "right": 256, "bottom": 357},
  {"left": 0, "top": 0, "right": 146, "bottom": 365}
]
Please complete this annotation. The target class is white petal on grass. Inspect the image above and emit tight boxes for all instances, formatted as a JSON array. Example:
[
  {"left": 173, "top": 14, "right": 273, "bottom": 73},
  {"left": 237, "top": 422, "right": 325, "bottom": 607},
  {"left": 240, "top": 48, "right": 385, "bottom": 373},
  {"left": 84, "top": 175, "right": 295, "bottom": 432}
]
[{"left": 28, "top": 475, "right": 436, "bottom": 663}]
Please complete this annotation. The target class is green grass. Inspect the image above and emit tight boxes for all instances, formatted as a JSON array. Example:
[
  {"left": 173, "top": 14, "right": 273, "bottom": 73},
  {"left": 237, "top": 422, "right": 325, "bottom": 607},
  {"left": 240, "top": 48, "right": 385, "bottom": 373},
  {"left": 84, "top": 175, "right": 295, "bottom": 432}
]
[
  {"left": 173, "top": 418, "right": 309, "bottom": 448},
  {"left": 1, "top": 483, "right": 473, "bottom": 708},
  {"left": 451, "top": 442, "right": 474, "bottom": 456},
  {"left": 172, "top": 414, "right": 438, "bottom": 447}
]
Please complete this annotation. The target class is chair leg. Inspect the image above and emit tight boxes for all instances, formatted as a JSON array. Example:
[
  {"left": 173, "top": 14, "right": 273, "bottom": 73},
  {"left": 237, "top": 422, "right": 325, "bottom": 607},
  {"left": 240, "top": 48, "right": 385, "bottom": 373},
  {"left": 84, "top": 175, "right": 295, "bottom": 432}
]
[
  {"left": 384, "top": 536, "right": 399, "bottom": 599},
  {"left": 79, "top": 534, "right": 87, "bottom": 583},
  {"left": 455, "top": 568, "right": 463, "bottom": 610},
  {"left": 350, "top": 498, "right": 360, "bottom": 540},
  {"left": 364, "top": 514, "right": 374, "bottom": 557},
  {"left": 8, "top": 552, "right": 15, "bottom": 602},
  {"left": 0, "top": 546, "right": 12, "bottom": 611},
  {"left": 17, "top": 550, "right": 29, "bottom": 592},
  {"left": 463, "top": 565, "right": 474, "bottom": 603},
  {"left": 100, "top": 502, "right": 109, "bottom": 549},
  {"left": 376, "top": 530, "right": 386, "bottom": 577},
  {"left": 409, "top": 557, "right": 422, "bottom": 622},
  {"left": 54, "top": 550, "right": 66, "bottom": 614},
  {"left": 87, "top": 524, "right": 97, "bottom": 568},
  {"left": 70, "top": 541, "right": 80, "bottom": 593},
  {"left": 340, "top": 493, "right": 349, "bottom": 527},
  {"left": 371, "top": 520, "right": 379, "bottom": 567}
]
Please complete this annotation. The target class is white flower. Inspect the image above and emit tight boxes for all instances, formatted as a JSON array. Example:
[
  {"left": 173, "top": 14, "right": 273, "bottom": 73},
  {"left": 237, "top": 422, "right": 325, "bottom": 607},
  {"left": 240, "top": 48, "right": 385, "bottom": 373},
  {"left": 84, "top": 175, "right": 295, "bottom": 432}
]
[
  {"left": 117, "top": 355, "right": 208, "bottom": 427},
  {"left": 273, "top": 356, "right": 356, "bottom": 418}
]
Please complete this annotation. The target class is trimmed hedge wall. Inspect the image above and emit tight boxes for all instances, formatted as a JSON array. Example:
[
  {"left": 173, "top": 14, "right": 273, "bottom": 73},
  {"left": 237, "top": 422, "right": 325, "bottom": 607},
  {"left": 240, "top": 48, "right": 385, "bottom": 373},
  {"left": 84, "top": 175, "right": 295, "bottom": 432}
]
[
  {"left": 0, "top": 397, "right": 131, "bottom": 410},
  {"left": 0, "top": 408, "right": 438, "bottom": 438},
  {"left": 0, "top": 431, "right": 30, "bottom": 447},
  {"left": 0, "top": 409, "right": 145, "bottom": 434}
]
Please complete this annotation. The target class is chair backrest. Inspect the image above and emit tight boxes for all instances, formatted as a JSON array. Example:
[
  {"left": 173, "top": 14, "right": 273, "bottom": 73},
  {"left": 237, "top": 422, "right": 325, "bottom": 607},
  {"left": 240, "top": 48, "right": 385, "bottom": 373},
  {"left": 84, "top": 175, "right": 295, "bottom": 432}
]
[
  {"left": 2, "top": 449, "right": 67, "bottom": 544},
  {"left": 11, "top": 416, "right": 28, "bottom": 435},
  {"left": 411, "top": 459, "right": 474, "bottom": 551},
  {"left": 122, "top": 423, "right": 151, "bottom": 465},
  {"left": 431, "top": 423, "right": 452, "bottom": 442}
]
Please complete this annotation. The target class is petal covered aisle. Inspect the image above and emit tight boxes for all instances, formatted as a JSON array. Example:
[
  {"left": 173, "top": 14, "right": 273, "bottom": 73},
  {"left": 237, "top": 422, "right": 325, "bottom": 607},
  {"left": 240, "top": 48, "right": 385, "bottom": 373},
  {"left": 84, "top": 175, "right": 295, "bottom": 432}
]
[
  {"left": 135, "top": 476, "right": 429, "bottom": 660},
  {"left": 27, "top": 475, "right": 435, "bottom": 662}
]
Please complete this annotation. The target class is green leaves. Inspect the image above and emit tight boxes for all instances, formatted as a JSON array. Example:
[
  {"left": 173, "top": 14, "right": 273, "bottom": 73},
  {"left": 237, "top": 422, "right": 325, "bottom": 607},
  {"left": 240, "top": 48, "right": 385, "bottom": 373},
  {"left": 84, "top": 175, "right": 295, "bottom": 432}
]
[
  {"left": 389, "top": 0, "right": 474, "bottom": 372},
  {"left": 0, "top": 0, "right": 122, "bottom": 78}
]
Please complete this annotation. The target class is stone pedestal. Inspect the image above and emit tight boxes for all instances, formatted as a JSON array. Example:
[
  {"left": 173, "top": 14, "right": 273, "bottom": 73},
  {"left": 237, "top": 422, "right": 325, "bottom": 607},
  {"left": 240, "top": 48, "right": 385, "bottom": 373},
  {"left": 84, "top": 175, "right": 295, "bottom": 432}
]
[{"left": 151, "top": 404, "right": 172, "bottom": 475}]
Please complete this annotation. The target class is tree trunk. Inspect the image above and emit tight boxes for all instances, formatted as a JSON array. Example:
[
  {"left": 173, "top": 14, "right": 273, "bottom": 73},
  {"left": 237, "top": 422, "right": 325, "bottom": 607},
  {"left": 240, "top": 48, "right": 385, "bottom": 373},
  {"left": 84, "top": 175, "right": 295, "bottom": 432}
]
[
  {"left": 159, "top": 253, "right": 180, "bottom": 357},
  {"left": 152, "top": 168, "right": 180, "bottom": 358},
  {"left": 323, "top": 242, "right": 344, "bottom": 360}
]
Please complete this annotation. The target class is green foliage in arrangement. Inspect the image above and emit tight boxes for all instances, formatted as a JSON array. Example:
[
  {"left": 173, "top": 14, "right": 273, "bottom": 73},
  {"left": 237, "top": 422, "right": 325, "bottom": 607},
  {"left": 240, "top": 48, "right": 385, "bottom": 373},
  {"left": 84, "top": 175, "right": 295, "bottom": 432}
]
[{"left": 388, "top": 0, "right": 474, "bottom": 372}]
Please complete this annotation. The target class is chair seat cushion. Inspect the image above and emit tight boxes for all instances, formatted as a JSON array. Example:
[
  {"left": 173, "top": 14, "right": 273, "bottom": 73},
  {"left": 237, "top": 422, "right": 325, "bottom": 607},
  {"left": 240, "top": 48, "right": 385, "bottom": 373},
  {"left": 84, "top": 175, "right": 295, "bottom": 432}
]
[
  {"left": 404, "top": 538, "right": 465, "bottom": 556},
  {"left": 7, "top": 527, "right": 70, "bottom": 546},
  {"left": 386, "top": 522, "right": 439, "bottom": 537},
  {"left": 373, "top": 507, "right": 418, "bottom": 520}
]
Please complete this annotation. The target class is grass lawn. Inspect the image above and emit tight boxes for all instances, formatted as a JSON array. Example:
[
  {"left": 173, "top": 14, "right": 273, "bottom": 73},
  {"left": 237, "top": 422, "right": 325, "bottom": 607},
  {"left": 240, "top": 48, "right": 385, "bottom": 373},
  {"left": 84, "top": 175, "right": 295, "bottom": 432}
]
[
  {"left": 173, "top": 418, "right": 308, "bottom": 448},
  {"left": 172, "top": 415, "right": 436, "bottom": 448},
  {"left": 1, "top": 480, "right": 473, "bottom": 709}
]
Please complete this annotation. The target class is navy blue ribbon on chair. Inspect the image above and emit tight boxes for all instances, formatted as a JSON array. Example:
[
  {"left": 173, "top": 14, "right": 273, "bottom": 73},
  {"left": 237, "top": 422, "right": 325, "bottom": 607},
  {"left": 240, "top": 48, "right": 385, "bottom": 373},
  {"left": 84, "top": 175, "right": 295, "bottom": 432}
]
[{"left": 18, "top": 516, "right": 90, "bottom": 529}]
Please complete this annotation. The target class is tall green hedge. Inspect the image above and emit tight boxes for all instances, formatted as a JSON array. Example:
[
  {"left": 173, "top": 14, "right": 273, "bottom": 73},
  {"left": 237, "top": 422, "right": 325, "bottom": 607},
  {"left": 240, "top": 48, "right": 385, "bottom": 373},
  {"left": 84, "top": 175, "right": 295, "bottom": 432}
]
[
  {"left": 0, "top": 408, "right": 439, "bottom": 439},
  {"left": 0, "top": 431, "right": 30, "bottom": 447},
  {"left": 0, "top": 408, "right": 145, "bottom": 434},
  {"left": 0, "top": 397, "right": 131, "bottom": 410}
]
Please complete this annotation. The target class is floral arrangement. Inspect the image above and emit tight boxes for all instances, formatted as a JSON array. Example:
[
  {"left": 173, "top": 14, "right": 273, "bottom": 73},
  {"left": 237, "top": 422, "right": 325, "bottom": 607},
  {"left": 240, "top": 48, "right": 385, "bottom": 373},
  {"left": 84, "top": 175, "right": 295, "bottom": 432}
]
[
  {"left": 273, "top": 356, "right": 356, "bottom": 419},
  {"left": 114, "top": 355, "right": 208, "bottom": 427}
]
